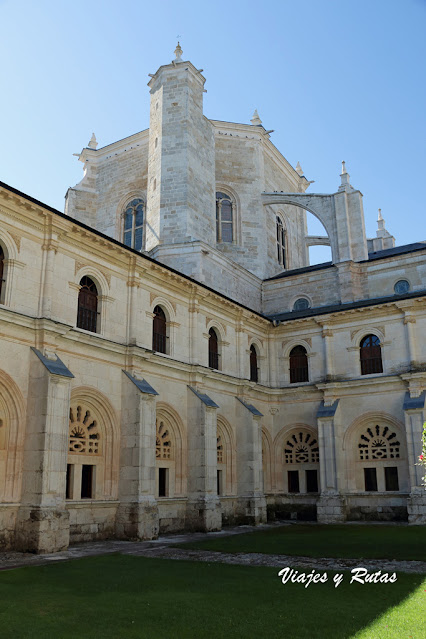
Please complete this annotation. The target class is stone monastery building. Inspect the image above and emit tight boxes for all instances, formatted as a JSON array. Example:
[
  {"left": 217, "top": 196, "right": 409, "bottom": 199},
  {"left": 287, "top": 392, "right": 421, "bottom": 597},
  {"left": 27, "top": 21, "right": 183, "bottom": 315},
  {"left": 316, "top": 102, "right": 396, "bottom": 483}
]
[{"left": 0, "top": 45, "right": 425, "bottom": 552}]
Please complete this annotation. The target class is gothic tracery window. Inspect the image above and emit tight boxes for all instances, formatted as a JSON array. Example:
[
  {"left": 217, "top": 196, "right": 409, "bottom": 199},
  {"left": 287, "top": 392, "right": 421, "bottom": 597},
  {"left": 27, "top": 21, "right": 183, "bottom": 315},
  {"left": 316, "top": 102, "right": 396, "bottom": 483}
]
[
  {"left": 283, "top": 430, "right": 319, "bottom": 494},
  {"left": 360, "top": 334, "right": 383, "bottom": 375},
  {"left": 156, "top": 420, "right": 172, "bottom": 460},
  {"left": 77, "top": 276, "right": 99, "bottom": 333},
  {"left": 123, "top": 198, "right": 144, "bottom": 251},
  {"left": 358, "top": 425, "right": 400, "bottom": 461},
  {"left": 276, "top": 216, "right": 286, "bottom": 267},
  {"left": 69, "top": 405, "right": 101, "bottom": 455},
  {"left": 216, "top": 192, "right": 234, "bottom": 243}
]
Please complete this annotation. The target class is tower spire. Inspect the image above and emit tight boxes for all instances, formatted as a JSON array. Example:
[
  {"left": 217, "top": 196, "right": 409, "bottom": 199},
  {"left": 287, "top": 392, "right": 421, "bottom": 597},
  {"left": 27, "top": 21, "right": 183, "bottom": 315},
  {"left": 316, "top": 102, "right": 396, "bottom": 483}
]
[
  {"left": 174, "top": 41, "right": 183, "bottom": 62},
  {"left": 250, "top": 109, "right": 262, "bottom": 126}
]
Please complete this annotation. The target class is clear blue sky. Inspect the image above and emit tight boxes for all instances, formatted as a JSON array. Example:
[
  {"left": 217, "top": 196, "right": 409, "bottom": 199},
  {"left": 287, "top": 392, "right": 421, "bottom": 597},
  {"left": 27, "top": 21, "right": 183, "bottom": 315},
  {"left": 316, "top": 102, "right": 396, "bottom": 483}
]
[{"left": 1, "top": 0, "right": 425, "bottom": 251}]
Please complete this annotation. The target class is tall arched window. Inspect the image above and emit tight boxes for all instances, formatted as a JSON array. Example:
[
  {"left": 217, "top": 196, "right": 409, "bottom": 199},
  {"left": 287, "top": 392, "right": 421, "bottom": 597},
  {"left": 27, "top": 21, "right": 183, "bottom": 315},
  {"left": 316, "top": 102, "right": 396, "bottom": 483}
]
[
  {"left": 0, "top": 246, "right": 4, "bottom": 302},
  {"left": 360, "top": 334, "right": 383, "bottom": 375},
  {"left": 289, "top": 345, "right": 309, "bottom": 383},
  {"left": 67, "top": 404, "right": 102, "bottom": 500},
  {"left": 77, "top": 277, "right": 98, "bottom": 333},
  {"left": 250, "top": 344, "right": 258, "bottom": 382},
  {"left": 123, "top": 199, "right": 144, "bottom": 251},
  {"left": 284, "top": 429, "right": 319, "bottom": 494},
  {"left": 216, "top": 192, "right": 234, "bottom": 243},
  {"left": 153, "top": 306, "right": 167, "bottom": 354},
  {"left": 156, "top": 418, "right": 174, "bottom": 497},
  {"left": 276, "top": 216, "right": 286, "bottom": 267},
  {"left": 357, "top": 424, "right": 402, "bottom": 492},
  {"left": 208, "top": 328, "right": 219, "bottom": 369}
]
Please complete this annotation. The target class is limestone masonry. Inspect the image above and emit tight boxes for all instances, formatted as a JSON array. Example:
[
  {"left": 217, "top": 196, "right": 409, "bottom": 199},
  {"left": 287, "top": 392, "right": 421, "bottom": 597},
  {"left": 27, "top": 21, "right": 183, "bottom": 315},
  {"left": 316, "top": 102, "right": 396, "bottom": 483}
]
[{"left": 0, "top": 44, "right": 425, "bottom": 552}]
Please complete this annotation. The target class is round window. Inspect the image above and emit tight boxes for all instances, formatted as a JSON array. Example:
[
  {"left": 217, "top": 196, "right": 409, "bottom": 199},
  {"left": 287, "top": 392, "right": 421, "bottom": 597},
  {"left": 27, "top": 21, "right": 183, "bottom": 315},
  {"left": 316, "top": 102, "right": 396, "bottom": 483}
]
[
  {"left": 394, "top": 280, "right": 410, "bottom": 295},
  {"left": 293, "top": 298, "right": 310, "bottom": 311}
]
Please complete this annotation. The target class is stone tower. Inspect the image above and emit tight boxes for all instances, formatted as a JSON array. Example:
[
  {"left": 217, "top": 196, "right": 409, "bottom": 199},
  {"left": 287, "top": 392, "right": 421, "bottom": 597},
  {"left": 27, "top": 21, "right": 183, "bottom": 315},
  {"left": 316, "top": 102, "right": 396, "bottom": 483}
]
[{"left": 146, "top": 43, "right": 216, "bottom": 252}]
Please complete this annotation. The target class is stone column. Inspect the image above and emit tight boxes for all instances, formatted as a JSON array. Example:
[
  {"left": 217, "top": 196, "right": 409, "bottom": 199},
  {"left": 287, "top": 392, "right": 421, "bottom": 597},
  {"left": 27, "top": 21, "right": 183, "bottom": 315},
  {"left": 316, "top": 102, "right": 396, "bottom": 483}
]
[
  {"left": 316, "top": 400, "right": 346, "bottom": 523},
  {"left": 403, "top": 315, "right": 418, "bottom": 369},
  {"left": 15, "top": 350, "right": 72, "bottom": 553},
  {"left": 186, "top": 386, "right": 221, "bottom": 532},
  {"left": 116, "top": 371, "right": 159, "bottom": 540},
  {"left": 236, "top": 397, "right": 267, "bottom": 525},
  {"left": 403, "top": 391, "right": 426, "bottom": 524}
]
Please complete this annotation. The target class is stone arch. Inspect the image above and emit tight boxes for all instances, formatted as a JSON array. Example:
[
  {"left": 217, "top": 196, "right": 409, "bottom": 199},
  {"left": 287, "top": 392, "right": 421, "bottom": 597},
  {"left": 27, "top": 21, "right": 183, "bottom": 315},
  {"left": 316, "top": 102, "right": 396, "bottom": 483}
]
[
  {"left": 74, "top": 266, "right": 109, "bottom": 297},
  {"left": 156, "top": 402, "right": 186, "bottom": 496},
  {"left": 274, "top": 424, "right": 319, "bottom": 493},
  {"left": 343, "top": 412, "right": 409, "bottom": 493},
  {"left": 261, "top": 194, "right": 338, "bottom": 263},
  {"left": 0, "top": 369, "right": 26, "bottom": 502},
  {"left": 261, "top": 427, "right": 273, "bottom": 493},
  {"left": 217, "top": 415, "right": 236, "bottom": 495},
  {"left": 69, "top": 386, "right": 119, "bottom": 499}
]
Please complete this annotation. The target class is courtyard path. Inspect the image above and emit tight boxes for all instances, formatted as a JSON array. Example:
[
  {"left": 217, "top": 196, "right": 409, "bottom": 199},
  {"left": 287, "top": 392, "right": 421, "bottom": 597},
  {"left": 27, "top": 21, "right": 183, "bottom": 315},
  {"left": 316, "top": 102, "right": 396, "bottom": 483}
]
[{"left": 1, "top": 523, "right": 425, "bottom": 574}]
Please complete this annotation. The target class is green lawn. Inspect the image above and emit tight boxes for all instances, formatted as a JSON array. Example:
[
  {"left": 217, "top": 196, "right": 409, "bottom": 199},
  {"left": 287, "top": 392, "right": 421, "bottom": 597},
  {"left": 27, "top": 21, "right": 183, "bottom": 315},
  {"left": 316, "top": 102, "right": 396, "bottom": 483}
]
[
  {"left": 0, "top": 555, "right": 424, "bottom": 638},
  {"left": 177, "top": 524, "right": 426, "bottom": 561}
]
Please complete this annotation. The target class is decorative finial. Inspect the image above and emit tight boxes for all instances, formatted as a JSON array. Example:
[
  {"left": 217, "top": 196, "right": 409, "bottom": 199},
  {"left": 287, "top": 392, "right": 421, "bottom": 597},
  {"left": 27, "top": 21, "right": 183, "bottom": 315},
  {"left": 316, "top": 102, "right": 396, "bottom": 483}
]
[
  {"left": 377, "top": 208, "right": 385, "bottom": 231},
  {"left": 338, "top": 160, "right": 353, "bottom": 191},
  {"left": 174, "top": 42, "right": 183, "bottom": 62},
  {"left": 88, "top": 133, "right": 98, "bottom": 150},
  {"left": 295, "top": 161, "right": 304, "bottom": 177},
  {"left": 377, "top": 208, "right": 383, "bottom": 221},
  {"left": 341, "top": 160, "right": 347, "bottom": 174},
  {"left": 250, "top": 109, "right": 262, "bottom": 126}
]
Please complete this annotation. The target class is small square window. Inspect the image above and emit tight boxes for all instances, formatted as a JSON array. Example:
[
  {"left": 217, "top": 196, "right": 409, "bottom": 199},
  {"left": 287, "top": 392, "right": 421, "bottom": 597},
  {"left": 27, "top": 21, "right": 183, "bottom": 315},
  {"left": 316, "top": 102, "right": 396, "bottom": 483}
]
[
  {"left": 288, "top": 470, "right": 300, "bottom": 493},
  {"left": 81, "top": 465, "right": 94, "bottom": 499},
  {"left": 364, "top": 468, "right": 378, "bottom": 492},
  {"left": 306, "top": 469, "right": 318, "bottom": 493},
  {"left": 158, "top": 467, "right": 168, "bottom": 497},
  {"left": 385, "top": 467, "right": 399, "bottom": 491}
]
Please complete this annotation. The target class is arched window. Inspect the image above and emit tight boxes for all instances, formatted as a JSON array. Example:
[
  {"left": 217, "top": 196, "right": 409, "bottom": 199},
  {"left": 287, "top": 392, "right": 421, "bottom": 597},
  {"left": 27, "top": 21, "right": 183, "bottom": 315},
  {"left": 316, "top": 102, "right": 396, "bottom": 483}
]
[
  {"left": 293, "top": 298, "right": 310, "bottom": 311},
  {"left": 283, "top": 429, "right": 319, "bottom": 494},
  {"left": 276, "top": 216, "right": 286, "bottom": 267},
  {"left": 77, "top": 277, "right": 98, "bottom": 333},
  {"left": 289, "top": 345, "right": 309, "bottom": 383},
  {"left": 208, "top": 328, "right": 219, "bottom": 369},
  {"left": 250, "top": 344, "right": 258, "bottom": 382},
  {"left": 67, "top": 404, "right": 102, "bottom": 500},
  {"left": 216, "top": 192, "right": 234, "bottom": 243},
  {"left": 153, "top": 306, "right": 167, "bottom": 354},
  {"left": 156, "top": 418, "right": 174, "bottom": 497},
  {"left": 360, "top": 334, "right": 383, "bottom": 375},
  {"left": 217, "top": 434, "right": 225, "bottom": 495},
  {"left": 0, "top": 246, "right": 4, "bottom": 302},
  {"left": 123, "top": 199, "right": 144, "bottom": 251},
  {"left": 357, "top": 424, "right": 403, "bottom": 492}
]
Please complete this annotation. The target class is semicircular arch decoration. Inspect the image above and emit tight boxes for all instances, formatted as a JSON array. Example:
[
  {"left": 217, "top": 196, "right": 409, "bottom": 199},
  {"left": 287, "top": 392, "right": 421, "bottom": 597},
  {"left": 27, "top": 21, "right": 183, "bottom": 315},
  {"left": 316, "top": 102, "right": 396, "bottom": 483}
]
[
  {"left": 284, "top": 430, "right": 319, "bottom": 464},
  {"left": 69, "top": 404, "right": 101, "bottom": 455},
  {"left": 156, "top": 419, "right": 174, "bottom": 460},
  {"left": 358, "top": 424, "right": 400, "bottom": 461}
]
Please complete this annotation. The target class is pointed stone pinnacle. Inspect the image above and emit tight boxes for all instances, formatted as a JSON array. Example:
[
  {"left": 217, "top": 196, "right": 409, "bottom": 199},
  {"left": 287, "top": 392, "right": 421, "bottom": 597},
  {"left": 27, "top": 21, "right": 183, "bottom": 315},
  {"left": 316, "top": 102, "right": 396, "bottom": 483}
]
[
  {"left": 377, "top": 208, "right": 383, "bottom": 221},
  {"left": 295, "top": 161, "right": 304, "bottom": 177},
  {"left": 250, "top": 109, "right": 262, "bottom": 126},
  {"left": 174, "top": 42, "right": 183, "bottom": 62},
  {"left": 341, "top": 160, "right": 347, "bottom": 175},
  {"left": 88, "top": 133, "right": 98, "bottom": 149}
]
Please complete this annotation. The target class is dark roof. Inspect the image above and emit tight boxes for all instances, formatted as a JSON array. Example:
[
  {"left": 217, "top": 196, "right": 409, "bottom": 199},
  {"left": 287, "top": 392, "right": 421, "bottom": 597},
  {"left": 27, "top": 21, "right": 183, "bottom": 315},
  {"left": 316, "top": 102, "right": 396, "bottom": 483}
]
[
  {"left": 366, "top": 242, "right": 426, "bottom": 261},
  {"left": 268, "top": 289, "right": 426, "bottom": 323},
  {"left": 266, "top": 261, "right": 334, "bottom": 281}
]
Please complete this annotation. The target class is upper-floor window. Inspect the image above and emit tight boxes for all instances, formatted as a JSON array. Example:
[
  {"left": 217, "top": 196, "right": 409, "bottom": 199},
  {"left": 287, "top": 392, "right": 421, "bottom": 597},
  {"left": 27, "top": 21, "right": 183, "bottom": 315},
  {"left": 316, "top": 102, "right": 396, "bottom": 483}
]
[
  {"left": 276, "top": 216, "right": 286, "bottom": 267},
  {"left": 293, "top": 298, "right": 310, "bottom": 311},
  {"left": 360, "top": 334, "right": 383, "bottom": 375},
  {"left": 289, "top": 345, "right": 309, "bottom": 384},
  {"left": 208, "top": 327, "right": 219, "bottom": 369},
  {"left": 250, "top": 344, "right": 258, "bottom": 382},
  {"left": 123, "top": 199, "right": 144, "bottom": 251},
  {"left": 0, "top": 246, "right": 4, "bottom": 302},
  {"left": 394, "top": 279, "right": 410, "bottom": 295},
  {"left": 77, "top": 276, "right": 99, "bottom": 333},
  {"left": 153, "top": 306, "right": 167, "bottom": 354},
  {"left": 216, "top": 192, "right": 234, "bottom": 243}
]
